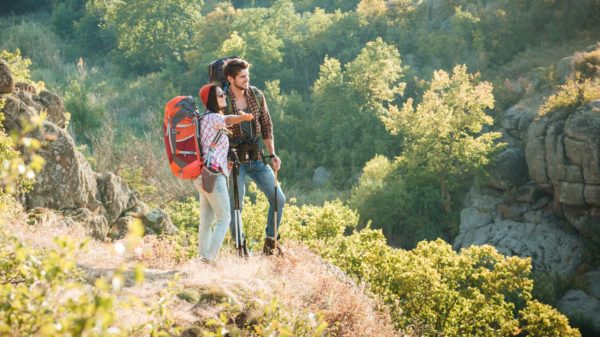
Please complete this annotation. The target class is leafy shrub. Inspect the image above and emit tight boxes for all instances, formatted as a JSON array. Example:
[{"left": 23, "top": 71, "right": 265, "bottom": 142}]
[
  {"left": 573, "top": 47, "right": 600, "bottom": 79},
  {"left": 539, "top": 75, "right": 600, "bottom": 117}
]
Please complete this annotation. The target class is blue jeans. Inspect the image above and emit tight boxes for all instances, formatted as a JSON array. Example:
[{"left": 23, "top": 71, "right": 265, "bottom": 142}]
[
  {"left": 194, "top": 174, "right": 231, "bottom": 261},
  {"left": 229, "top": 160, "right": 285, "bottom": 242}
]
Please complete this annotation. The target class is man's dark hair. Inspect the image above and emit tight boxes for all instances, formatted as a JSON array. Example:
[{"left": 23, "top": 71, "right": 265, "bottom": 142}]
[
  {"left": 206, "top": 85, "right": 220, "bottom": 113},
  {"left": 224, "top": 58, "right": 249, "bottom": 80}
]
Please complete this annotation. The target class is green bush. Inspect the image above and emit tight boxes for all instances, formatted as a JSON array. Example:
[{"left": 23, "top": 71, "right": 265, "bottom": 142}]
[{"left": 539, "top": 75, "right": 600, "bottom": 117}]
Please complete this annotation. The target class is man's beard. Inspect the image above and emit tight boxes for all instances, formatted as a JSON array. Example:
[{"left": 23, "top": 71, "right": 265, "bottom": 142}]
[{"left": 233, "top": 81, "right": 248, "bottom": 91}]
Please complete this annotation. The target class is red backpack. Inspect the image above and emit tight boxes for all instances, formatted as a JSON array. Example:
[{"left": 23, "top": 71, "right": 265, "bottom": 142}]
[{"left": 163, "top": 96, "right": 203, "bottom": 179}]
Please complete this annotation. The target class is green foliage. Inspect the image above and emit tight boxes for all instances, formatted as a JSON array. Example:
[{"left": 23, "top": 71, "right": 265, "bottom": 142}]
[
  {"left": 0, "top": 14, "right": 64, "bottom": 71},
  {"left": 310, "top": 38, "right": 405, "bottom": 186},
  {"left": 119, "top": 166, "right": 158, "bottom": 203},
  {"left": 64, "top": 74, "right": 105, "bottom": 144},
  {"left": 381, "top": 65, "right": 501, "bottom": 210},
  {"left": 519, "top": 300, "right": 581, "bottom": 337},
  {"left": 539, "top": 75, "right": 600, "bottom": 117},
  {"left": 0, "top": 233, "right": 123, "bottom": 336},
  {"left": 98, "top": 0, "right": 201, "bottom": 74},
  {"left": 198, "top": 295, "right": 328, "bottom": 337},
  {"left": 165, "top": 196, "right": 200, "bottom": 232},
  {"left": 0, "top": 49, "right": 32, "bottom": 83},
  {"left": 0, "top": 220, "right": 182, "bottom": 336}
]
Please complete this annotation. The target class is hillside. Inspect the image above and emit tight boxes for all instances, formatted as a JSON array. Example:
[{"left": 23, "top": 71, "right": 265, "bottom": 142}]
[{"left": 2, "top": 207, "right": 403, "bottom": 336}]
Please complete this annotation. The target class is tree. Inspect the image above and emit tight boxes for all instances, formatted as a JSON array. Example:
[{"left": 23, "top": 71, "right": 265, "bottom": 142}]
[
  {"left": 381, "top": 65, "right": 501, "bottom": 212},
  {"left": 99, "top": 0, "right": 202, "bottom": 74},
  {"left": 310, "top": 38, "right": 405, "bottom": 186}
]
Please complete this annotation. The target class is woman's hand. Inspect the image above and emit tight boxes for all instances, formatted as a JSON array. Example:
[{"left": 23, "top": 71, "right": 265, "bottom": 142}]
[{"left": 238, "top": 110, "right": 254, "bottom": 121}]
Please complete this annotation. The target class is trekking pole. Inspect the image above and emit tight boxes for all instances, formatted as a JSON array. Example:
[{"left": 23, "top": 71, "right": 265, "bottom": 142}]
[
  {"left": 231, "top": 151, "right": 245, "bottom": 257},
  {"left": 273, "top": 166, "right": 279, "bottom": 255}
]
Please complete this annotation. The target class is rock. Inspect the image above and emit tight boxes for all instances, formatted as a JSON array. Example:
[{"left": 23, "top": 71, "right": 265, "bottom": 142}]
[
  {"left": 454, "top": 219, "right": 585, "bottom": 278},
  {"left": 557, "top": 290, "right": 600, "bottom": 334},
  {"left": 96, "top": 172, "right": 134, "bottom": 224},
  {"left": 581, "top": 268, "right": 600, "bottom": 300},
  {"left": 26, "top": 121, "right": 103, "bottom": 213},
  {"left": 15, "top": 81, "right": 36, "bottom": 94},
  {"left": 459, "top": 207, "right": 493, "bottom": 233},
  {"left": 559, "top": 182, "right": 585, "bottom": 206},
  {"left": 502, "top": 105, "right": 536, "bottom": 141},
  {"left": 556, "top": 56, "right": 574, "bottom": 83},
  {"left": 35, "top": 90, "right": 66, "bottom": 128},
  {"left": 0, "top": 59, "right": 14, "bottom": 94},
  {"left": 514, "top": 184, "right": 545, "bottom": 203},
  {"left": 1, "top": 94, "right": 37, "bottom": 131},
  {"left": 312, "top": 166, "right": 331, "bottom": 187},
  {"left": 64, "top": 208, "right": 109, "bottom": 241},
  {"left": 108, "top": 216, "right": 136, "bottom": 240},
  {"left": 563, "top": 206, "right": 600, "bottom": 246},
  {"left": 564, "top": 101, "right": 600, "bottom": 184},
  {"left": 526, "top": 118, "right": 551, "bottom": 189},
  {"left": 143, "top": 208, "right": 177, "bottom": 235},
  {"left": 486, "top": 147, "right": 528, "bottom": 191}
]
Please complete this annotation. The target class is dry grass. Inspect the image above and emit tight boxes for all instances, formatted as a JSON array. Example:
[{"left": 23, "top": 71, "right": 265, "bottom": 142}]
[{"left": 3, "top": 208, "right": 409, "bottom": 336}]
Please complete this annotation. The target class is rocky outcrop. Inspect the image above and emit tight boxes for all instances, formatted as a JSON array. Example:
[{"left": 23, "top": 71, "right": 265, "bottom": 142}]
[
  {"left": 0, "top": 69, "right": 174, "bottom": 241},
  {"left": 28, "top": 121, "right": 103, "bottom": 212},
  {"left": 557, "top": 288, "right": 600, "bottom": 334},
  {"left": 526, "top": 99, "right": 600, "bottom": 246},
  {"left": 0, "top": 60, "right": 14, "bottom": 94},
  {"left": 455, "top": 186, "right": 585, "bottom": 279}
]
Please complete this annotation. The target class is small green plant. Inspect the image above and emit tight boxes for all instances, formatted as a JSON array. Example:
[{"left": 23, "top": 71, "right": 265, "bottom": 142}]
[{"left": 539, "top": 75, "right": 600, "bottom": 117}]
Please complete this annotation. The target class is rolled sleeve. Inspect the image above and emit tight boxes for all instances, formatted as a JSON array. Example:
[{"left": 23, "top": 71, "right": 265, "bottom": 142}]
[{"left": 258, "top": 92, "right": 273, "bottom": 140}]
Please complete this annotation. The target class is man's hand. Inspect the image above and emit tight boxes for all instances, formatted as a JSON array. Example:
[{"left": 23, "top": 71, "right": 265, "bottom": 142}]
[{"left": 271, "top": 154, "right": 281, "bottom": 171}]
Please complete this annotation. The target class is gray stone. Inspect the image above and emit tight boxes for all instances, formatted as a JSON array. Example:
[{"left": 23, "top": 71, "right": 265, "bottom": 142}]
[
  {"left": 582, "top": 269, "right": 600, "bottom": 300},
  {"left": 526, "top": 118, "right": 550, "bottom": 186},
  {"left": 454, "top": 219, "right": 585, "bottom": 278},
  {"left": 35, "top": 90, "right": 66, "bottom": 128},
  {"left": 26, "top": 121, "right": 103, "bottom": 213},
  {"left": 486, "top": 147, "right": 528, "bottom": 191},
  {"left": 1, "top": 94, "right": 37, "bottom": 131},
  {"left": 557, "top": 290, "right": 600, "bottom": 334},
  {"left": 63, "top": 208, "right": 109, "bottom": 241},
  {"left": 143, "top": 208, "right": 177, "bottom": 235},
  {"left": 559, "top": 182, "right": 585, "bottom": 206},
  {"left": 108, "top": 216, "right": 136, "bottom": 240},
  {"left": 459, "top": 207, "right": 492, "bottom": 233},
  {"left": 312, "top": 166, "right": 331, "bottom": 187},
  {"left": 502, "top": 105, "right": 536, "bottom": 140},
  {"left": 585, "top": 185, "right": 600, "bottom": 206},
  {"left": 96, "top": 172, "right": 133, "bottom": 224},
  {"left": 0, "top": 59, "right": 14, "bottom": 94},
  {"left": 514, "top": 184, "right": 544, "bottom": 203},
  {"left": 565, "top": 102, "right": 600, "bottom": 184},
  {"left": 563, "top": 206, "right": 600, "bottom": 246}
]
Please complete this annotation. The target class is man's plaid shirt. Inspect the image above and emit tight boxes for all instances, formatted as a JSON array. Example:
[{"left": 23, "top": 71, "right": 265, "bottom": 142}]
[{"left": 225, "top": 86, "right": 273, "bottom": 143}]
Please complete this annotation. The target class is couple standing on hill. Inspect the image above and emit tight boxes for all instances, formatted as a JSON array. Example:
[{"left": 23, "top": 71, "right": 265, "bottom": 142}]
[{"left": 194, "top": 58, "right": 286, "bottom": 263}]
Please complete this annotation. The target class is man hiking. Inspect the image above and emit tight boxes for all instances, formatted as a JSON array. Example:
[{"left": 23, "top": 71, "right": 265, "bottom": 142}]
[{"left": 223, "top": 58, "right": 285, "bottom": 256}]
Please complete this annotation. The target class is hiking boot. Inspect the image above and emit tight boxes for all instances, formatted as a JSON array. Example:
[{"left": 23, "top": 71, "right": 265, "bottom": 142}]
[{"left": 262, "top": 237, "right": 283, "bottom": 256}]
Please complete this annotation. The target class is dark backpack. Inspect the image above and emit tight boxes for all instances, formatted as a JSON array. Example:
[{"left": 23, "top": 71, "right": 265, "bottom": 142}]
[{"left": 208, "top": 55, "right": 239, "bottom": 88}]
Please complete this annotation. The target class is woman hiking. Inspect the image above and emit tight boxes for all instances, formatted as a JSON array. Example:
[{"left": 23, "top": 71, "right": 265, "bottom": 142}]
[{"left": 194, "top": 83, "right": 253, "bottom": 263}]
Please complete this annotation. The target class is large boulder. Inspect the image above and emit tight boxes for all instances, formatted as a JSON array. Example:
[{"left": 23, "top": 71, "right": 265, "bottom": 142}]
[
  {"left": 26, "top": 121, "right": 103, "bottom": 213},
  {"left": 502, "top": 104, "right": 536, "bottom": 142},
  {"left": 524, "top": 99, "right": 600, "bottom": 245},
  {"left": 35, "top": 90, "right": 66, "bottom": 128},
  {"left": 557, "top": 290, "right": 600, "bottom": 334},
  {"left": 454, "top": 218, "right": 585, "bottom": 278},
  {"left": 1, "top": 94, "right": 38, "bottom": 131},
  {"left": 485, "top": 147, "right": 529, "bottom": 191},
  {"left": 0, "top": 59, "right": 14, "bottom": 94},
  {"left": 96, "top": 172, "right": 136, "bottom": 224}
]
